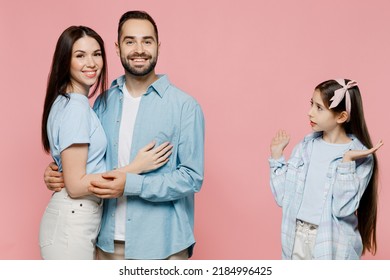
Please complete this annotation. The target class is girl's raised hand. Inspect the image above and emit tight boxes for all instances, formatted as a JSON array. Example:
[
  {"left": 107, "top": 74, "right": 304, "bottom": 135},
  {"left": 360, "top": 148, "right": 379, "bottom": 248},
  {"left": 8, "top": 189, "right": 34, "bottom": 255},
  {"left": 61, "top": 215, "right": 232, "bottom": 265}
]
[
  {"left": 270, "top": 130, "right": 290, "bottom": 159},
  {"left": 343, "top": 140, "right": 384, "bottom": 162}
]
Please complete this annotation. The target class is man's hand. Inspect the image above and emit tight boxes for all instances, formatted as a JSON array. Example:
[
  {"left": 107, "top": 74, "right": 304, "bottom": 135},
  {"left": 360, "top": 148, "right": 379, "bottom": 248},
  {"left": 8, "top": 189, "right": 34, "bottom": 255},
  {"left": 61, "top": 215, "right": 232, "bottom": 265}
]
[
  {"left": 343, "top": 140, "right": 384, "bottom": 162},
  {"left": 44, "top": 162, "right": 64, "bottom": 192},
  {"left": 89, "top": 171, "right": 126, "bottom": 198}
]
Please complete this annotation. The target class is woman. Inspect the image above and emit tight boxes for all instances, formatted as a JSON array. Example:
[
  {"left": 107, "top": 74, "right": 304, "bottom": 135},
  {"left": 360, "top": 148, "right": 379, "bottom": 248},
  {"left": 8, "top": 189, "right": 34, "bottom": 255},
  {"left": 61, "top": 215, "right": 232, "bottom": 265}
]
[{"left": 40, "top": 26, "right": 171, "bottom": 259}]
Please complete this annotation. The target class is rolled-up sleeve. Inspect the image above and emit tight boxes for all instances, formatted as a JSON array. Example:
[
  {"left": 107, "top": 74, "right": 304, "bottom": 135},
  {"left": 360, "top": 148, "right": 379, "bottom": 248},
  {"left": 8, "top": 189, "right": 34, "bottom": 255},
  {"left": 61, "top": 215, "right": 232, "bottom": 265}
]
[{"left": 332, "top": 155, "right": 374, "bottom": 217}]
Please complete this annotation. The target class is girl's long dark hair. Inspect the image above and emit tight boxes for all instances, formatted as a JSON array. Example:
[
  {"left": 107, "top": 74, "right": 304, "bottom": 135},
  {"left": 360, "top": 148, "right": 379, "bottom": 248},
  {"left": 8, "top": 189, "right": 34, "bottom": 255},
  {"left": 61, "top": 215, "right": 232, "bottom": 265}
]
[
  {"left": 316, "top": 79, "right": 378, "bottom": 255},
  {"left": 41, "top": 26, "right": 107, "bottom": 153}
]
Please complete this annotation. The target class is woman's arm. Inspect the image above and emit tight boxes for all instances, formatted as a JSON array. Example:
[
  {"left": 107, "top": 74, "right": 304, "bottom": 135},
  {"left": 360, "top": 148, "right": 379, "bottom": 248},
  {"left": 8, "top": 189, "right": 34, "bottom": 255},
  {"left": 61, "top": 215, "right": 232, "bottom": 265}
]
[
  {"left": 47, "top": 141, "right": 173, "bottom": 197},
  {"left": 117, "top": 141, "right": 172, "bottom": 174},
  {"left": 61, "top": 144, "right": 108, "bottom": 198}
]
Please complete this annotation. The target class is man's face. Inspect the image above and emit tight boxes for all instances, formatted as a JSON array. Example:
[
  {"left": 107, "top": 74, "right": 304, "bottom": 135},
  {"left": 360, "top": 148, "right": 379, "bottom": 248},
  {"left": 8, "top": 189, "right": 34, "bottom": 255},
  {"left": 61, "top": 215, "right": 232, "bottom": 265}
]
[{"left": 116, "top": 19, "right": 159, "bottom": 77}]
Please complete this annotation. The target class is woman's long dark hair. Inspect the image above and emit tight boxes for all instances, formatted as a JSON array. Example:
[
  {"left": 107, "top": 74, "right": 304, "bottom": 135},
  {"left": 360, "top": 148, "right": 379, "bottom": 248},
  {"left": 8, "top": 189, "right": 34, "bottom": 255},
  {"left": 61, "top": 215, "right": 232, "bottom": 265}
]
[
  {"left": 41, "top": 26, "right": 107, "bottom": 153},
  {"left": 315, "top": 79, "right": 378, "bottom": 255}
]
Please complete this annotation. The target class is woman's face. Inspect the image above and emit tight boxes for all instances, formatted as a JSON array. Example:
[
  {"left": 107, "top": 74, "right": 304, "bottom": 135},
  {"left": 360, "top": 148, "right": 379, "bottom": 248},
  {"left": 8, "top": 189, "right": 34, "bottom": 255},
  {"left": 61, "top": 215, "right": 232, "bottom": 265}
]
[{"left": 68, "top": 36, "right": 103, "bottom": 95}]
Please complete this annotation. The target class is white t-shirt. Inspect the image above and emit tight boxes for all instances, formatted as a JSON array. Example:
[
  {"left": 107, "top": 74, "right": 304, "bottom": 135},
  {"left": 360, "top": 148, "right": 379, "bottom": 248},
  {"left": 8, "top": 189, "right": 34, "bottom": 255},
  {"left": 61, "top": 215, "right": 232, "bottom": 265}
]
[{"left": 114, "top": 86, "right": 141, "bottom": 240}]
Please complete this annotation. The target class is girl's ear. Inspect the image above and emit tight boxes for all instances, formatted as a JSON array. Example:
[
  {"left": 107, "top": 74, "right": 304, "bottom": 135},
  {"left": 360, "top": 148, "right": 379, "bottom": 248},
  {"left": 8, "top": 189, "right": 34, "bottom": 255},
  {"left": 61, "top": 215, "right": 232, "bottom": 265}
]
[{"left": 337, "top": 111, "right": 349, "bottom": 124}]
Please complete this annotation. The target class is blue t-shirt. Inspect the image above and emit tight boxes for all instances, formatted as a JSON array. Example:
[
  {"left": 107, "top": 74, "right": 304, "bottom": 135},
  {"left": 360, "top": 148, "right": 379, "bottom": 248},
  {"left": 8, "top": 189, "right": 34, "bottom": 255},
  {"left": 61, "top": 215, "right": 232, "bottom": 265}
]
[
  {"left": 297, "top": 137, "right": 352, "bottom": 225},
  {"left": 47, "top": 93, "right": 107, "bottom": 174}
]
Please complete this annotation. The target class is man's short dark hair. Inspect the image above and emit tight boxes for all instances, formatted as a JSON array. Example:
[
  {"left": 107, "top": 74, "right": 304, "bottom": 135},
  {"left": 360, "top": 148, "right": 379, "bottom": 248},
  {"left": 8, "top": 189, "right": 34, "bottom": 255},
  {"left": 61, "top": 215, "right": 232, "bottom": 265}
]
[{"left": 118, "top": 10, "right": 159, "bottom": 43}]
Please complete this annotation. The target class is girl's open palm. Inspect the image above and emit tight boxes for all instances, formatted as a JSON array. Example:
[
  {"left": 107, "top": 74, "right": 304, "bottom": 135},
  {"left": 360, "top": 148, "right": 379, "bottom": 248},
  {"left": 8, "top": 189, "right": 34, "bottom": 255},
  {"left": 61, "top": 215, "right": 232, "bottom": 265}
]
[
  {"left": 270, "top": 130, "right": 290, "bottom": 159},
  {"left": 343, "top": 140, "right": 384, "bottom": 162}
]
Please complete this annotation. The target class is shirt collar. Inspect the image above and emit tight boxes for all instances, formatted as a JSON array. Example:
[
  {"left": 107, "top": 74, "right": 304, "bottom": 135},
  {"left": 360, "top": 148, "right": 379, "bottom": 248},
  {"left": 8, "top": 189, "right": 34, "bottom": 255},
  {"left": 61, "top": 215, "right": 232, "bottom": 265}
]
[
  {"left": 110, "top": 74, "right": 170, "bottom": 98},
  {"left": 304, "top": 132, "right": 365, "bottom": 149},
  {"left": 110, "top": 75, "right": 125, "bottom": 89}
]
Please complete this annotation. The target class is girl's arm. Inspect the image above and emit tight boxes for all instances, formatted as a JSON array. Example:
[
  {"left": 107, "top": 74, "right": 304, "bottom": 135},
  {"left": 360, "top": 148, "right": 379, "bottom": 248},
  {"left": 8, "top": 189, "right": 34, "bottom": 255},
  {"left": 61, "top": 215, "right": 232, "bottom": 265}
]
[
  {"left": 332, "top": 140, "right": 383, "bottom": 217},
  {"left": 269, "top": 130, "right": 291, "bottom": 206},
  {"left": 60, "top": 141, "right": 173, "bottom": 198},
  {"left": 342, "top": 140, "right": 383, "bottom": 163}
]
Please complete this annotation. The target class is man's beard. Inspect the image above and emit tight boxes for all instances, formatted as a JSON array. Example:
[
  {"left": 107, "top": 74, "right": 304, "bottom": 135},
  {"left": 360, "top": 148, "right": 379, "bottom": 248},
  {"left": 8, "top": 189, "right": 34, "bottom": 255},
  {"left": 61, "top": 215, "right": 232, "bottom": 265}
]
[{"left": 121, "top": 53, "right": 158, "bottom": 77}]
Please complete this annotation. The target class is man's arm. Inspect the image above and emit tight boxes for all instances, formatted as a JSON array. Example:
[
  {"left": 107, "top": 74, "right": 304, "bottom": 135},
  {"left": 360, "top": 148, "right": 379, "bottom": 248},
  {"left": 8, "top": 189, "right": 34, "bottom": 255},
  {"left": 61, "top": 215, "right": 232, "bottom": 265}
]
[{"left": 44, "top": 162, "right": 64, "bottom": 192}]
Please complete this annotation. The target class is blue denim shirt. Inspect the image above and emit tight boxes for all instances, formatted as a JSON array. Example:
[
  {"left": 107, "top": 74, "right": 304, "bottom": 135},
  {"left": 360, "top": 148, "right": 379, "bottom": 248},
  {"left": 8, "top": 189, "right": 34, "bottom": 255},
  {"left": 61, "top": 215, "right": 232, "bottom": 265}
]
[
  {"left": 269, "top": 132, "right": 374, "bottom": 259},
  {"left": 93, "top": 75, "right": 205, "bottom": 259}
]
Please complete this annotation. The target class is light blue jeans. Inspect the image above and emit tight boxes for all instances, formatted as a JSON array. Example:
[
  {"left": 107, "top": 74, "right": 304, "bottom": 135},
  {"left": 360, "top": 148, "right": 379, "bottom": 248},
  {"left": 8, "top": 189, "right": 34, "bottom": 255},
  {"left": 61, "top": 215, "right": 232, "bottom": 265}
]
[{"left": 292, "top": 220, "right": 318, "bottom": 260}]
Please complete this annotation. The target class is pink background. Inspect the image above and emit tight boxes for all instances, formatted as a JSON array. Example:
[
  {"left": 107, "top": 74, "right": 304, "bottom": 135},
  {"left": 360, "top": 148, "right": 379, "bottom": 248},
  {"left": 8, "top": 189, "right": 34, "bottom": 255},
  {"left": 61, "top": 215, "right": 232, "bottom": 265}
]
[{"left": 0, "top": 0, "right": 389, "bottom": 260}]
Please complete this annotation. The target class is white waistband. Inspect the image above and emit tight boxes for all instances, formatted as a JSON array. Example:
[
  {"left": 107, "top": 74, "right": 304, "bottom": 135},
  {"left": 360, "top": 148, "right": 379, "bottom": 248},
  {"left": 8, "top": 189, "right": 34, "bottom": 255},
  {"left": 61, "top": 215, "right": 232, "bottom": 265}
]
[{"left": 52, "top": 188, "right": 103, "bottom": 206}]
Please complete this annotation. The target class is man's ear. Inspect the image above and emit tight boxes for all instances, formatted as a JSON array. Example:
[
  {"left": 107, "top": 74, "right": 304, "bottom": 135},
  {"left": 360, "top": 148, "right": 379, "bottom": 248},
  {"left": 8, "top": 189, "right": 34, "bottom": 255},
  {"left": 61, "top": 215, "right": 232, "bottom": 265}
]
[
  {"left": 337, "top": 111, "right": 349, "bottom": 124},
  {"left": 115, "top": 42, "right": 120, "bottom": 57}
]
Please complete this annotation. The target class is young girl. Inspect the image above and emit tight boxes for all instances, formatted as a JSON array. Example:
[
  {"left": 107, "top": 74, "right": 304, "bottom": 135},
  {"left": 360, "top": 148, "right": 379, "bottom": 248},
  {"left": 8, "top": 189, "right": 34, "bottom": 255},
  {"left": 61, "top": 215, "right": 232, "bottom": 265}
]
[
  {"left": 269, "top": 79, "right": 383, "bottom": 260},
  {"left": 40, "top": 26, "right": 172, "bottom": 259}
]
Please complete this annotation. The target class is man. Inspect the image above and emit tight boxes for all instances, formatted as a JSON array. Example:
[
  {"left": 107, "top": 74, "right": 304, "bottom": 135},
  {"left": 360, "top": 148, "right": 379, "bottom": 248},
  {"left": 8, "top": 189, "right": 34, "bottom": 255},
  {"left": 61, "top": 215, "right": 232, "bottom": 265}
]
[{"left": 44, "top": 10, "right": 205, "bottom": 260}]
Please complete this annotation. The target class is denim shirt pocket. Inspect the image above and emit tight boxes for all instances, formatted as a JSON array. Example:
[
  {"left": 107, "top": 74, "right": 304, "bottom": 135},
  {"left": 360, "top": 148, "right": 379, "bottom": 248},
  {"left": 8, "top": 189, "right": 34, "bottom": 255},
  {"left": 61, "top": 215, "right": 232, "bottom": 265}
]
[
  {"left": 286, "top": 157, "right": 305, "bottom": 194},
  {"left": 152, "top": 130, "right": 178, "bottom": 171}
]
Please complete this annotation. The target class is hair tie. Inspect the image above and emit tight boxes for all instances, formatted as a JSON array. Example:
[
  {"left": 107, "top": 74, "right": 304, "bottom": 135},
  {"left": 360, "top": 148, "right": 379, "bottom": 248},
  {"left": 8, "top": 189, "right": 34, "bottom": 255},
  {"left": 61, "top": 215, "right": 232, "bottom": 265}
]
[{"left": 329, "top": 79, "right": 358, "bottom": 121}]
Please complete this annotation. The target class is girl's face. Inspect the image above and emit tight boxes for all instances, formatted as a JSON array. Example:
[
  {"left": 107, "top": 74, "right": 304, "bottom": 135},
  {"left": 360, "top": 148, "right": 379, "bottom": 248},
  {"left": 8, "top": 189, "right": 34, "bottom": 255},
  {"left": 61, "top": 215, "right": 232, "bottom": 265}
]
[
  {"left": 68, "top": 36, "right": 103, "bottom": 95},
  {"left": 308, "top": 90, "right": 341, "bottom": 133}
]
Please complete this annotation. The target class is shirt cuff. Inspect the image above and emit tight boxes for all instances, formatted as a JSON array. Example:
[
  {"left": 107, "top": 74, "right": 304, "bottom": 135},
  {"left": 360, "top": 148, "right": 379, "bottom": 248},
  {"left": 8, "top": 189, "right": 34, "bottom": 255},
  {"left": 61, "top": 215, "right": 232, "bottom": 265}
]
[
  {"left": 337, "top": 161, "right": 356, "bottom": 174},
  {"left": 269, "top": 156, "right": 286, "bottom": 168},
  {"left": 124, "top": 173, "right": 145, "bottom": 196}
]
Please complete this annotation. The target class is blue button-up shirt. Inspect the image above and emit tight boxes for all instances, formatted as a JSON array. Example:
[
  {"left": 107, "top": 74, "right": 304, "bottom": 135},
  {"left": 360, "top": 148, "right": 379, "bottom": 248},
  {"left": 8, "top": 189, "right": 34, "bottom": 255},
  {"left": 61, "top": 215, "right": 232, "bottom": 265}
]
[
  {"left": 93, "top": 75, "right": 205, "bottom": 259},
  {"left": 269, "top": 132, "right": 374, "bottom": 259}
]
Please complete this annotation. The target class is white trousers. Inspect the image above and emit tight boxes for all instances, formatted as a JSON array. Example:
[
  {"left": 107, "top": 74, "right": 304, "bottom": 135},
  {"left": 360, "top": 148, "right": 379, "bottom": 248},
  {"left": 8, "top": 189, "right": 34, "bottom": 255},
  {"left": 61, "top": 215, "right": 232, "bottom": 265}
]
[
  {"left": 292, "top": 220, "right": 318, "bottom": 260},
  {"left": 39, "top": 189, "right": 103, "bottom": 259}
]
